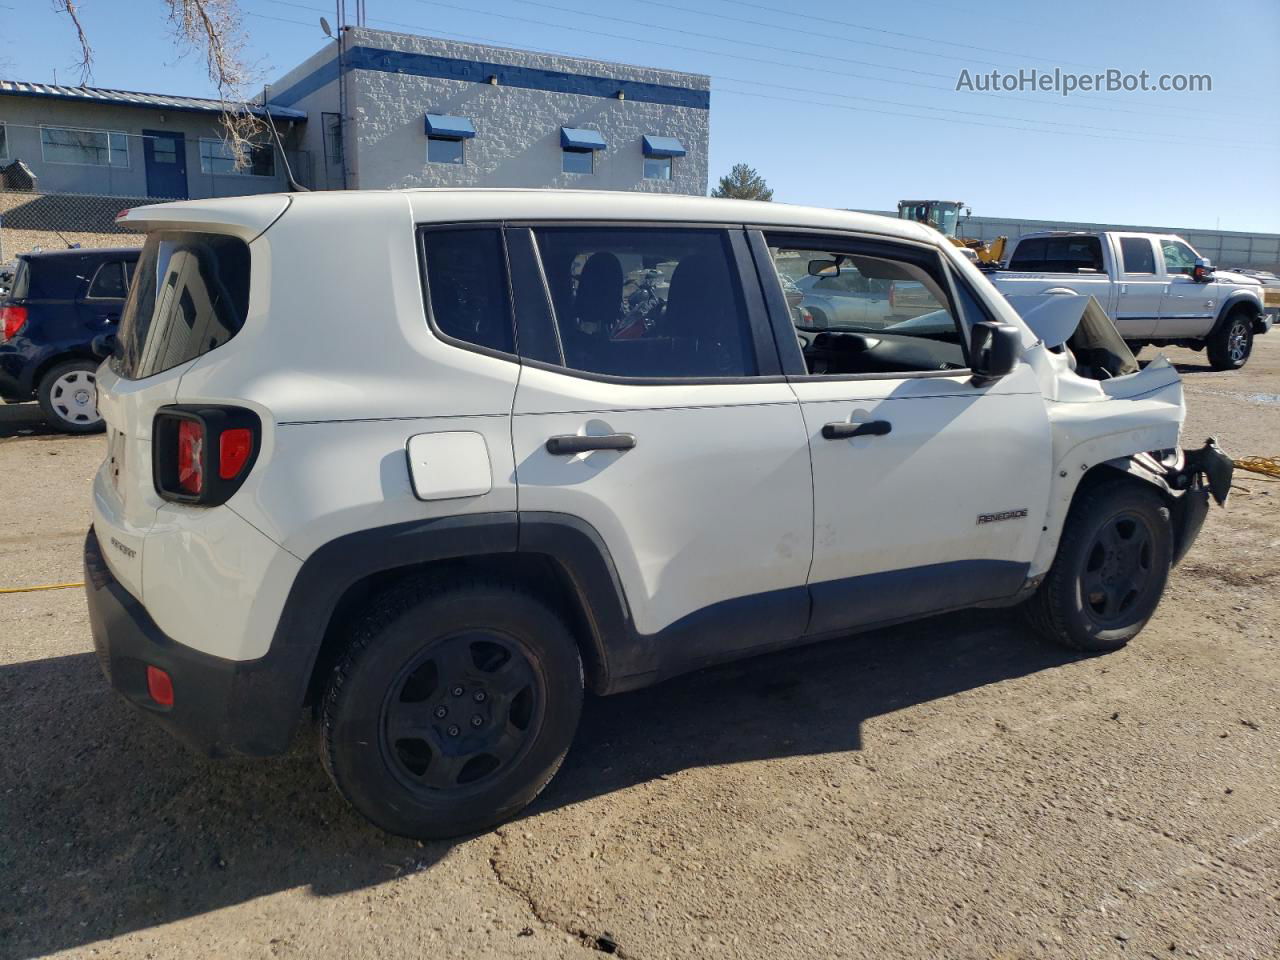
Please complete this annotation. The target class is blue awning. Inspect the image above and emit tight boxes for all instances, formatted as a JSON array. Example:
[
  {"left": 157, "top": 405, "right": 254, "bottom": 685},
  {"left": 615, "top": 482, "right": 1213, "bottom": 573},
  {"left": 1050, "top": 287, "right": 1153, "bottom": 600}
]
[
  {"left": 560, "top": 127, "right": 607, "bottom": 150},
  {"left": 642, "top": 134, "right": 686, "bottom": 158},
  {"left": 424, "top": 114, "right": 476, "bottom": 139}
]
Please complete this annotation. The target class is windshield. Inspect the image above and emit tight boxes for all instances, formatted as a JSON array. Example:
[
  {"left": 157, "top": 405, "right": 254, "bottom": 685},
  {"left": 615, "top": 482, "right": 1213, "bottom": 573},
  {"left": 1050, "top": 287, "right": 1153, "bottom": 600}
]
[{"left": 113, "top": 231, "right": 250, "bottom": 380}]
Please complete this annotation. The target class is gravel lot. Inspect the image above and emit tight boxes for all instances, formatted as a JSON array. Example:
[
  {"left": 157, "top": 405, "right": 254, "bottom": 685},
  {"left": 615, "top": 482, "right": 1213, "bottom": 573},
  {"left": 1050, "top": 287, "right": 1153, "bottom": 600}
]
[{"left": 1, "top": 341, "right": 1277, "bottom": 960}]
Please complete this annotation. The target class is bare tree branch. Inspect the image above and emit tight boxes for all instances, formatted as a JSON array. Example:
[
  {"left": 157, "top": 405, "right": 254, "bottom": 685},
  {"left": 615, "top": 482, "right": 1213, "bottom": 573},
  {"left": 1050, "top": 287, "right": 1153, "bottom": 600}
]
[
  {"left": 163, "top": 0, "right": 266, "bottom": 168},
  {"left": 53, "top": 0, "right": 268, "bottom": 169},
  {"left": 52, "top": 0, "right": 94, "bottom": 85}
]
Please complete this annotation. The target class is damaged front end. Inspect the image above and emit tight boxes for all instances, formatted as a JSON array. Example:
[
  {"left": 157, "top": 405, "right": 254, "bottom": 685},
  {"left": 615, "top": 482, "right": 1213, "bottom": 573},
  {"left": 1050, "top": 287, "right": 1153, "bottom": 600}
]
[{"left": 1104, "top": 439, "right": 1234, "bottom": 566}]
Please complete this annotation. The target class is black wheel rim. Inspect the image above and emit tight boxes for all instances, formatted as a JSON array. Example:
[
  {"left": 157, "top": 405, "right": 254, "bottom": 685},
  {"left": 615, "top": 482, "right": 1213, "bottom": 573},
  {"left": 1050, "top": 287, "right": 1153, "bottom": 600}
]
[
  {"left": 380, "top": 631, "right": 543, "bottom": 793},
  {"left": 1079, "top": 509, "right": 1156, "bottom": 627}
]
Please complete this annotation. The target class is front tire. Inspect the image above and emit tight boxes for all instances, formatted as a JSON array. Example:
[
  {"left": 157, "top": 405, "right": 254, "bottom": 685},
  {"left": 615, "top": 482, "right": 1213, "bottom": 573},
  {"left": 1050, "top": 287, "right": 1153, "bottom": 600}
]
[
  {"left": 1024, "top": 480, "right": 1173, "bottom": 652},
  {"left": 37, "top": 360, "right": 105, "bottom": 434},
  {"left": 321, "top": 578, "right": 583, "bottom": 839},
  {"left": 1206, "top": 310, "right": 1254, "bottom": 370}
]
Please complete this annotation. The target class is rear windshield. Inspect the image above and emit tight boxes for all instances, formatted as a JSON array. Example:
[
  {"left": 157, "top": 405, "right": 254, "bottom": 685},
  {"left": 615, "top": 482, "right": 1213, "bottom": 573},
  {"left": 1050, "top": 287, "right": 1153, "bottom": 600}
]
[
  {"left": 113, "top": 231, "right": 250, "bottom": 380},
  {"left": 1008, "top": 236, "right": 1104, "bottom": 273}
]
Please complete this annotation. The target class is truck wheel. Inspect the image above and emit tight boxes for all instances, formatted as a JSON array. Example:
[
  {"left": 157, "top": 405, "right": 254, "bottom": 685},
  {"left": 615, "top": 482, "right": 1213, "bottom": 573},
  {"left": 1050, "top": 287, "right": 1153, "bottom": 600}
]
[
  {"left": 321, "top": 578, "right": 583, "bottom": 839},
  {"left": 1024, "top": 480, "right": 1172, "bottom": 652},
  {"left": 1206, "top": 310, "right": 1254, "bottom": 370},
  {"left": 37, "top": 360, "right": 105, "bottom": 434}
]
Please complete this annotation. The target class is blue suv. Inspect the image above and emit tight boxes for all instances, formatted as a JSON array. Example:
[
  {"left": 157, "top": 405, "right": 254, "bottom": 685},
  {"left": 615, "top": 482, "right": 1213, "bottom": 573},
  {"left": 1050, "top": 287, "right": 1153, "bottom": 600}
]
[{"left": 0, "top": 247, "right": 139, "bottom": 433}]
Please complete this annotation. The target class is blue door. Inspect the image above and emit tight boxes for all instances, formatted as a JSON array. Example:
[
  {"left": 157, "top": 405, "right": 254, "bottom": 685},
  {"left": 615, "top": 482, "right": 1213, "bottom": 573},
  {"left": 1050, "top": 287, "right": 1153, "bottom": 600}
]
[{"left": 142, "top": 129, "right": 188, "bottom": 199}]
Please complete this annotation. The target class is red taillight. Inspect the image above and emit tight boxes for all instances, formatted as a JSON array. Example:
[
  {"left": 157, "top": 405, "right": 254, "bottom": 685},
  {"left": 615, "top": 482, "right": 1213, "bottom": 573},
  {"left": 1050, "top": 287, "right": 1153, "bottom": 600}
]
[
  {"left": 1, "top": 304, "right": 27, "bottom": 342},
  {"left": 177, "top": 420, "right": 204, "bottom": 495},
  {"left": 218, "top": 427, "right": 253, "bottom": 479},
  {"left": 154, "top": 407, "right": 259, "bottom": 505},
  {"left": 146, "top": 665, "right": 174, "bottom": 707}
]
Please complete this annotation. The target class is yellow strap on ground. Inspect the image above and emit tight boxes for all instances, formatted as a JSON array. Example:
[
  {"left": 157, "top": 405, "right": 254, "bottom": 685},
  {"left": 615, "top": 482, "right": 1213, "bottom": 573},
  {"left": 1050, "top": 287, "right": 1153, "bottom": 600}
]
[
  {"left": 0, "top": 581, "right": 85, "bottom": 594},
  {"left": 1233, "top": 456, "right": 1280, "bottom": 480}
]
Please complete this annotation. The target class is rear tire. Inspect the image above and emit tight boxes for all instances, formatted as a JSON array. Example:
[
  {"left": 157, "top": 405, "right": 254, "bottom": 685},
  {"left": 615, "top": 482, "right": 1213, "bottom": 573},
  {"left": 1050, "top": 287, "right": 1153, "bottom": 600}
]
[
  {"left": 38, "top": 360, "right": 104, "bottom": 434},
  {"left": 1024, "top": 480, "right": 1172, "bottom": 652},
  {"left": 321, "top": 578, "right": 583, "bottom": 839},
  {"left": 1206, "top": 310, "right": 1254, "bottom": 370}
]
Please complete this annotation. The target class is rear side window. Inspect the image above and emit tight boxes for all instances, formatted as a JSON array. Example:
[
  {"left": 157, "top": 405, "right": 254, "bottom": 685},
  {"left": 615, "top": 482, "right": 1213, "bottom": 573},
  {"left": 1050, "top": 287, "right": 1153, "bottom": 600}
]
[
  {"left": 113, "top": 231, "right": 250, "bottom": 380},
  {"left": 9, "top": 259, "right": 29, "bottom": 300},
  {"left": 529, "top": 226, "right": 757, "bottom": 379},
  {"left": 420, "top": 227, "right": 514, "bottom": 355},
  {"left": 1008, "top": 236, "right": 1103, "bottom": 273},
  {"left": 87, "top": 261, "right": 127, "bottom": 299},
  {"left": 1119, "top": 238, "right": 1156, "bottom": 275}
]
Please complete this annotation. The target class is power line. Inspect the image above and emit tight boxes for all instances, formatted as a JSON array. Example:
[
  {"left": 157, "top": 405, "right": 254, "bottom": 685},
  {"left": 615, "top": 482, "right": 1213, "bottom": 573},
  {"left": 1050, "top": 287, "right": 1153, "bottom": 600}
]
[
  {"left": 247, "top": 4, "right": 1269, "bottom": 149},
  {"left": 401, "top": 0, "right": 1222, "bottom": 121},
  {"left": 693, "top": 0, "right": 1101, "bottom": 69}
]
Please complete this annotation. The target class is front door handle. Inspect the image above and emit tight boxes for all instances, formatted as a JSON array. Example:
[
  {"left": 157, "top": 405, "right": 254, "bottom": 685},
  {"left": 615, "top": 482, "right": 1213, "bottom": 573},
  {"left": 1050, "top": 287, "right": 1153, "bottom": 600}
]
[
  {"left": 821, "top": 420, "right": 891, "bottom": 440},
  {"left": 546, "top": 433, "right": 636, "bottom": 455}
]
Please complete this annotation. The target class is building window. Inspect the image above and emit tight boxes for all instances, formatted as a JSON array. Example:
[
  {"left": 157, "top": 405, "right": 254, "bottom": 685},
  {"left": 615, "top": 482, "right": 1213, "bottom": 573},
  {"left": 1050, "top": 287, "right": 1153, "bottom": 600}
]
[
  {"left": 322, "top": 112, "right": 343, "bottom": 170},
  {"left": 198, "top": 139, "right": 275, "bottom": 177},
  {"left": 427, "top": 136, "right": 465, "bottom": 165},
  {"left": 562, "top": 147, "right": 594, "bottom": 175},
  {"left": 0, "top": 124, "right": 7, "bottom": 160},
  {"left": 40, "top": 126, "right": 129, "bottom": 167},
  {"left": 643, "top": 155, "right": 672, "bottom": 180}
]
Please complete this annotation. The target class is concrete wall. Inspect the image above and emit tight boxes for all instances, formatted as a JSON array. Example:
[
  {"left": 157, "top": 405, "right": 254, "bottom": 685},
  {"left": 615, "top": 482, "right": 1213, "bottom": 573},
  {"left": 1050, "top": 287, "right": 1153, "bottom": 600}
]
[
  {"left": 864, "top": 210, "right": 1280, "bottom": 274},
  {"left": 958, "top": 215, "right": 1280, "bottom": 273},
  {"left": 0, "top": 95, "right": 298, "bottom": 199},
  {"left": 271, "top": 28, "right": 710, "bottom": 195},
  {"left": 269, "top": 45, "right": 344, "bottom": 191}
]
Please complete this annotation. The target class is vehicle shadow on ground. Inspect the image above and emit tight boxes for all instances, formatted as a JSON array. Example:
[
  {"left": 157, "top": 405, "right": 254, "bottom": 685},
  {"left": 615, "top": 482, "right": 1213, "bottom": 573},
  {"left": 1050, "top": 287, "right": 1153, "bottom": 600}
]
[
  {"left": 0, "top": 611, "right": 1078, "bottom": 957},
  {"left": 0, "top": 402, "right": 59, "bottom": 439}
]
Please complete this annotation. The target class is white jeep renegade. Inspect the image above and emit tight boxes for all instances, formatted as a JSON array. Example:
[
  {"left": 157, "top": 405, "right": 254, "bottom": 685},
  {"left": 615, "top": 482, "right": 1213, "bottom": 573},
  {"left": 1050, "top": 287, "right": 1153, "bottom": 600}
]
[{"left": 86, "top": 189, "right": 1232, "bottom": 839}]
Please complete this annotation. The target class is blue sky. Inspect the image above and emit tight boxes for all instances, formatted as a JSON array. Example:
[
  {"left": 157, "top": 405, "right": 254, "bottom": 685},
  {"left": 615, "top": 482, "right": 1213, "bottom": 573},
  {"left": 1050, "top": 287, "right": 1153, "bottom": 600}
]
[{"left": 4, "top": 0, "right": 1278, "bottom": 231}]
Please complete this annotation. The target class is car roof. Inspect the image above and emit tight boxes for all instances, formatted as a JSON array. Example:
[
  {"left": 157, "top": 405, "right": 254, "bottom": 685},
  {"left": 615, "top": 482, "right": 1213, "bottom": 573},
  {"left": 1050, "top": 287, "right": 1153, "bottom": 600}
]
[{"left": 122, "top": 188, "right": 942, "bottom": 246}]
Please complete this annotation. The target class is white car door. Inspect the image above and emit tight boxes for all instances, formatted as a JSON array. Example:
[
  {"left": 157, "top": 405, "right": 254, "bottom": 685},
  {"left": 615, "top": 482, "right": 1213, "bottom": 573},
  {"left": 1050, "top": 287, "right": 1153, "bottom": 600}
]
[
  {"left": 508, "top": 225, "right": 814, "bottom": 682},
  {"left": 757, "top": 231, "right": 1052, "bottom": 636},
  {"left": 1112, "top": 234, "right": 1163, "bottom": 338},
  {"left": 1156, "top": 237, "right": 1218, "bottom": 338}
]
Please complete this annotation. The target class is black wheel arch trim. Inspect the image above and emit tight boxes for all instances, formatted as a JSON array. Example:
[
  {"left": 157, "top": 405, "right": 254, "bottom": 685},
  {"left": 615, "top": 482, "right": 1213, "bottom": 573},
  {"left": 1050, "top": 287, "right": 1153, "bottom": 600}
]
[{"left": 1213, "top": 290, "right": 1264, "bottom": 333}]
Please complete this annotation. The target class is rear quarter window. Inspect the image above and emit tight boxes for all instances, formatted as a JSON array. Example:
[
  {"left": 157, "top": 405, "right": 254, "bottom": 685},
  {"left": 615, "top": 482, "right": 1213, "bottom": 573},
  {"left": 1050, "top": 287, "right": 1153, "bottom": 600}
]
[{"left": 113, "top": 231, "right": 250, "bottom": 380}]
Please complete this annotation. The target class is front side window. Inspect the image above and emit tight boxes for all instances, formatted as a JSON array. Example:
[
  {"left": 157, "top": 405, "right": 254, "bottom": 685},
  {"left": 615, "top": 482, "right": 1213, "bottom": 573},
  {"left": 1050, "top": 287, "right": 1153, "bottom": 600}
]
[
  {"left": 427, "top": 136, "right": 465, "bottom": 165},
  {"left": 41, "top": 126, "right": 128, "bottom": 167},
  {"left": 1161, "top": 239, "right": 1198, "bottom": 275},
  {"left": 1119, "top": 237, "right": 1157, "bottom": 275},
  {"left": 531, "top": 227, "right": 757, "bottom": 378},
  {"left": 420, "top": 228, "right": 514, "bottom": 354},
  {"left": 198, "top": 139, "right": 275, "bottom": 177},
  {"left": 643, "top": 155, "right": 672, "bottom": 180},
  {"left": 114, "top": 231, "right": 251, "bottom": 380},
  {"left": 87, "top": 261, "right": 128, "bottom": 299},
  {"left": 770, "top": 241, "right": 967, "bottom": 375},
  {"left": 562, "top": 147, "right": 593, "bottom": 175}
]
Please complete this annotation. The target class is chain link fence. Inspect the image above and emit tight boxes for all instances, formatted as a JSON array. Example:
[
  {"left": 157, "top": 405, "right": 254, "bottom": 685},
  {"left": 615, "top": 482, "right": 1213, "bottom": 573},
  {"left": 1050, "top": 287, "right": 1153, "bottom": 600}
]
[{"left": 0, "top": 190, "right": 158, "bottom": 263}]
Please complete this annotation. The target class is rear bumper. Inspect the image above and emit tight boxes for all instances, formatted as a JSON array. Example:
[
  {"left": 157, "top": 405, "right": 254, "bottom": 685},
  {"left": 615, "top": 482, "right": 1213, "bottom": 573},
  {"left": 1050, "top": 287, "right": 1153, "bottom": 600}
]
[{"left": 84, "top": 527, "right": 302, "bottom": 757}]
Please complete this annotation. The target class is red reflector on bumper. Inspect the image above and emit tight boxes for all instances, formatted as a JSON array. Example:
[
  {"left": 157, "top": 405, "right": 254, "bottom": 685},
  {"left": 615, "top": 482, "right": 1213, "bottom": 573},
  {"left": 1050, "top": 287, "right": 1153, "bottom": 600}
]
[{"left": 146, "top": 665, "right": 174, "bottom": 706}]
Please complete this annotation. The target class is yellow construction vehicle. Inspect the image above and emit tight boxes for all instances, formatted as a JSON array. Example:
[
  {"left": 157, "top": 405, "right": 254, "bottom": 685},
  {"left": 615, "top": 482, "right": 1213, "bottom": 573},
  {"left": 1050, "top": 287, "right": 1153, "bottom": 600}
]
[{"left": 896, "top": 200, "right": 1008, "bottom": 266}]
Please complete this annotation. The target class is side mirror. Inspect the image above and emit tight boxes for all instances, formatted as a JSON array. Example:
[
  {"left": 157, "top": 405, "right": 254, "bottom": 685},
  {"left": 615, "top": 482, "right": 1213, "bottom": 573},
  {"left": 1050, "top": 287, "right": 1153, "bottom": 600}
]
[
  {"left": 1192, "top": 258, "right": 1214, "bottom": 283},
  {"left": 969, "top": 321, "right": 1021, "bottom": 385},
  {"left": 90, "top": 332, "right": 118, "bottom": 360}
]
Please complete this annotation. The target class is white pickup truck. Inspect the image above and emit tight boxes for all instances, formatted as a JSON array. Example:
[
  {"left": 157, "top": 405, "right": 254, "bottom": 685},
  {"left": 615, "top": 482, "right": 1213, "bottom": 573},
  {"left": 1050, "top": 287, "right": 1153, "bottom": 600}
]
[{"left": 990, "top": 231, "right": 1271, "bottom": 370}]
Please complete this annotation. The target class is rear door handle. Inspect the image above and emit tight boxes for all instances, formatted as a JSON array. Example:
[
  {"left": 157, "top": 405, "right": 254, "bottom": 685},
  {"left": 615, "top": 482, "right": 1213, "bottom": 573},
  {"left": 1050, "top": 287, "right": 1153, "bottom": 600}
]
[
  {"left": 546, "top": 433, "right": 636, "bottom": 455},
  {"left": 821, "top": 420, "right": 891, "bottom": 440}
]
